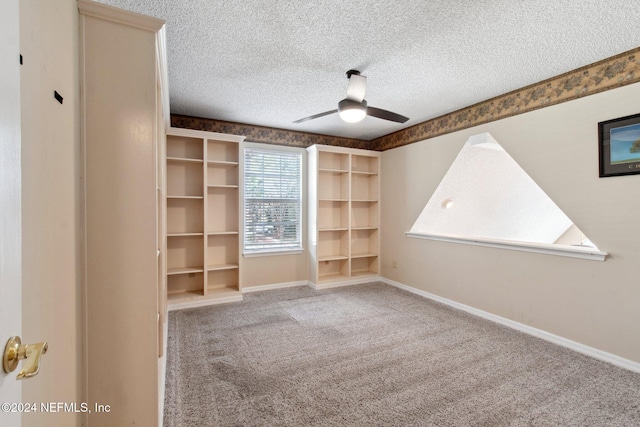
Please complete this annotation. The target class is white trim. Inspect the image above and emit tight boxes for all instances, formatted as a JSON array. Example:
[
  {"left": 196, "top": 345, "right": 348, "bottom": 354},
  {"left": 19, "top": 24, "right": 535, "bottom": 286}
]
[
  {"left": 381, "top": 277, "right": 640, "bottom": 374},
  {"left": 243, "top": 248, "right": 304, "bottom": 258},
  {"left": 406, "top": 232, "right": 608, "bottom": 261},
  {"left": 310, "top": 275, "right": 382, "bottom": 290},
  {"left": 242, "top": 280, "right": 310, "bottom": 293},
  {"left": 306, "top": 144, "right": 382, "bottom": 157},
  {"left": 78, "top": 0, "right": 165, "bottom": 32},
  {"left": 156, "top": 28, "right": 171, "bottom": 130},
  {"left": 167, "top": 294, "right": 243, "bottom": 311},
  {"left": 166, "top": 126, "right": 245, "bottom": 143},
  {"left": 158, "top": 313, "right": 169, "bottom": 427},
  {"left": 242, "top": 147, "right": 303, "bottom": 254}
]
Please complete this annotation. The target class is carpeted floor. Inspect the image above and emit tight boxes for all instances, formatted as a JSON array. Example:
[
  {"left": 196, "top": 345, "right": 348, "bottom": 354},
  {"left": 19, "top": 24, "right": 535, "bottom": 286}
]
[{"left": 163, "top": 282, "right": 640, "bottom": 426}]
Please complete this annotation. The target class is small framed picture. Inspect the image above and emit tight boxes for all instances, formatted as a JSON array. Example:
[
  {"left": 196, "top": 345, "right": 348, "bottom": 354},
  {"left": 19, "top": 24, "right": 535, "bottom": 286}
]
[{"left": 598, "top": 113, "right": 640, "bottom": 177}]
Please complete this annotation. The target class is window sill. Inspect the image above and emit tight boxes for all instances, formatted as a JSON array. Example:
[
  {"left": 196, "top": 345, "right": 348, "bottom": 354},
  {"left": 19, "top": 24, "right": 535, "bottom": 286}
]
[
  {"left": 243, "top": 248, "right": 304, "bottom": 258},
  {"left": 405, "top": 232, "right": 608, "bottom": 261}
]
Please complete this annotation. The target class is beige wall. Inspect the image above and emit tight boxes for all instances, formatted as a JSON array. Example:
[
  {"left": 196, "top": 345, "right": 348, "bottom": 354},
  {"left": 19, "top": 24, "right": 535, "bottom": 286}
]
[
  {"left": 381, "top": 82, "right": 640, "bottom": 363},
  {"left": 241, "top": 142, "right": 309, "bottom": 289},
  {"left": 20, "top": 1, "right": 82, "bottom": 426},
  {"left": 242, "top": 253, "right": 309, "bottom": 288}
]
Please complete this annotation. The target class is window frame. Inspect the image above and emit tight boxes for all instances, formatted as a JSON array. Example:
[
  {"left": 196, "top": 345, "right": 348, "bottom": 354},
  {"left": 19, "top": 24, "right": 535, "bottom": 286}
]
[{"left": 242, "top": 145, "right": 304, "bottom": 257}]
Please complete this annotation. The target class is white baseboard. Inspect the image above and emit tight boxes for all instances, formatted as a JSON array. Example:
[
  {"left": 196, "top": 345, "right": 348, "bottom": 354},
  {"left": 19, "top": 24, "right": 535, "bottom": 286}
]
[
  {"left": 381, "top": 277, "right": 640, "bottom": 374},
  {"left": 242, "top": 280, "right": 310, "bottom": 293},
  {"left": 158, "top": 314, "right": 169, "bottom": 427},
  {"left": 167, "top": 294, "right": 243, "bottom": 311},
  {"left": 240, "top": 276, "right": 382, "bottom": 293},
  {"left": 310, "top": 275, "right": 382, "bottom": 290}
]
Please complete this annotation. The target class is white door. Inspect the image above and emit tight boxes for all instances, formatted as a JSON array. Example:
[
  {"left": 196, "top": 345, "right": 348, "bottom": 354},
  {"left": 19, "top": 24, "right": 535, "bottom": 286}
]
[{"left": 0, "top": 0, "right": 23, "bottom": 426}]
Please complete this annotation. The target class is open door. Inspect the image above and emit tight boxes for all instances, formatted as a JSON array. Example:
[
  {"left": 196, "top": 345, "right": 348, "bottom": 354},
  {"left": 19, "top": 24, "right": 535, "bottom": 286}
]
[{"left": 0, "top": 1, "right": 23, "bottom": 425}]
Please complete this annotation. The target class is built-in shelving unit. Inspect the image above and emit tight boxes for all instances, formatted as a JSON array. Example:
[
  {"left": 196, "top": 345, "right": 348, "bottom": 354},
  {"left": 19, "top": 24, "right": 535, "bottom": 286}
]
[
  {"left": 308, "top": 145, "right": 381, "bottom": 287},
  {"left": 165, "top": 127, "right": 245, "bottom": 308}
]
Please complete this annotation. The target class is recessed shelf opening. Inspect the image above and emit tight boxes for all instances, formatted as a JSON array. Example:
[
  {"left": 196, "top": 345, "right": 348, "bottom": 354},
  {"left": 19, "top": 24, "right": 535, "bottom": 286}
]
[
  {"left": 207, "top": 139, "right": 239, "bottom": 163},
  {"left": 318, "top": 151, "right": 349, "bottom": 171},
  {"left": 167, "top": 162, "right": 203, "bottom": 197},
  {"left": 167, "top": 135, "right": 203, "bottom": 160},
  {"left": 167, "top": 198, "right": 204, "bottom": 234}
]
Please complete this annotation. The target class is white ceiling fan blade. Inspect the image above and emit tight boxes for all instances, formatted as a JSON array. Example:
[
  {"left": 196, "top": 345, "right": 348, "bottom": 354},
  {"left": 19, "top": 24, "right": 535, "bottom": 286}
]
[{"left": 346, "top": 73, "right": 367, "bottom": 102}]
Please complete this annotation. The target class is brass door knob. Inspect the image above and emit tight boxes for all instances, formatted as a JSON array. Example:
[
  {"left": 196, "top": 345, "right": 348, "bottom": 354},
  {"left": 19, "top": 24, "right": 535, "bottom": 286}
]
[{"left": 3, "top": 336, "right": 48, "bottom": 379}]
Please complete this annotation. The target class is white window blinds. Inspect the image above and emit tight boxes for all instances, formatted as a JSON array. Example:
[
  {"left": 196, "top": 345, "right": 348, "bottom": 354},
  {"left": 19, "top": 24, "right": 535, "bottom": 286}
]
[{"left": 243, "top": 148, "right": 302, "bottom": 253}]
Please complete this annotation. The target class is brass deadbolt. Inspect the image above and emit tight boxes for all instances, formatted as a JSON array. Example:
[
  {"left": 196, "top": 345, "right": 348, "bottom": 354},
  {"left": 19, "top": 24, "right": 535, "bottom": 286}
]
[{"left": 3, "top": 336, "right": 21, "bottom": 374}]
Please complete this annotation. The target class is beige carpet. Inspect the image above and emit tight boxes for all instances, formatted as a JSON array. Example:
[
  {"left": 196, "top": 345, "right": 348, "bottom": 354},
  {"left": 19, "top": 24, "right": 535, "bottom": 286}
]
[{"left": 163, "top": 282, "right": 640, "bottom": 426}]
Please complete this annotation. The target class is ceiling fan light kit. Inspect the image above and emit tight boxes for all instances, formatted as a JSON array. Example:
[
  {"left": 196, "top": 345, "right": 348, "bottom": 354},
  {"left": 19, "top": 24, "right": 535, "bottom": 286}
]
[
  {"left": 338, "top": 99, "right": 367, "bottom": 123},
  {"left": 294, "top": 69, "right": 409, "bottom": 125}
]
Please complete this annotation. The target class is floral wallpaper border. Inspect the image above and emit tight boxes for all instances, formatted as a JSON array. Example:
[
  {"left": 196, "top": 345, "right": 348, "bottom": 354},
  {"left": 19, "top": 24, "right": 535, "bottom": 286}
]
[
  {"left": 170, "top": 115, "right": 373, "bottom": 150},
  {"left": 172, "top": 46, "right": 639, "bottom": 152}
]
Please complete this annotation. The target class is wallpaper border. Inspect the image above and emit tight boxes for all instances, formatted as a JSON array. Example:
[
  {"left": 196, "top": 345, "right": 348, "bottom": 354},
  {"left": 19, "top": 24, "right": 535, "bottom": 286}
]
[
  {"left": 170, "top": 115, "right": 373, "bottom": 150},
  {"left": 373, "top": 46, "right": 640, "bottom": 150}
]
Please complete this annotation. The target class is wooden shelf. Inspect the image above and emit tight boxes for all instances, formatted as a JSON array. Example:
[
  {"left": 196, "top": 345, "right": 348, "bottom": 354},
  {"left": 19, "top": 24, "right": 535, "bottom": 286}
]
[
  {"left": 207, "top": 231, "right": 238, "bottom": 235},
  {"left": 167, "top": 266, "right": 204, "bottom": 275},
  {"left": 350, "top": 270, "right": 379, "bottom": 278},
  {"left": 351, "top": 252, "right": 378, "bottom": 259},
  {"left": 207, "top": 160, "right": 238, "bottom": 166},
  {"left": 318, "top": 255, "right": 349, "bottom": 262},
  {"left": 351, "top": 256, "right": 379, "bottom": 277},
  {"left": 207, "top": 263, "right": 239, "bottom": 271},
  {"left": 167, "top": 290, "right": 204, "bottom": 301},
  {"left": 167, "top": 157, "right": 203, "bottom": 164},
  {"left": 319, "top": 168, "right": 348, "bottom": 173},
  {"left": 167, "top": 195, "right": 204, "bottom": 199},
  {"left": 207, "top": 184, "right": 239, "bottom": 189},
  {"left": 166, "top": 288, "right": 242, "bottom": 309},
  {"left": 167, "top": 232, "right": 204, "bottom": 237}
]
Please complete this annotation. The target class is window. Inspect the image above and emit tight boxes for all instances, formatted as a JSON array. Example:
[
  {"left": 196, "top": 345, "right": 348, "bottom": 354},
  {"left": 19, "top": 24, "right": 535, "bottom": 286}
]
[
  {"left": 407, "top": 132, "right": 607, "bottom": 261},
  {"left": 243, "top": 148, "right": 302, "bottom": 254}
]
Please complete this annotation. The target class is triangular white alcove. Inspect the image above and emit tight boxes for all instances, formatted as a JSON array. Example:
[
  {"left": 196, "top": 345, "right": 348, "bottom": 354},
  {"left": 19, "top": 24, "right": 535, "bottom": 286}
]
[{"left": 407, "top": 133, "right": 607, "bottom": 261}]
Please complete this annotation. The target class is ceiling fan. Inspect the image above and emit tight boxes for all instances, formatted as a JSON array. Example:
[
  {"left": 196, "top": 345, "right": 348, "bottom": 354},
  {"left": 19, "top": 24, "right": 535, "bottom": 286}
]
[{"left": 293, "top": 70, "right": 409, "bottom": 124}]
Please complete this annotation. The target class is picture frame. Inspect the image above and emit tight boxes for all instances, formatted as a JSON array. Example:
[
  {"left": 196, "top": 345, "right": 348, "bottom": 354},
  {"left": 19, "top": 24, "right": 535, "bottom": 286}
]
[{"left": 598, "top": 113, "right": 640, "bottom": 177}]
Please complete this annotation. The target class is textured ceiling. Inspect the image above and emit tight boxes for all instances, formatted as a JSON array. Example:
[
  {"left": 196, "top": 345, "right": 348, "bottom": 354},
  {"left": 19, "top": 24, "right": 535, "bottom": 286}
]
[{"left": 96, "top": 0, "right": 640, "bottom": 141}]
